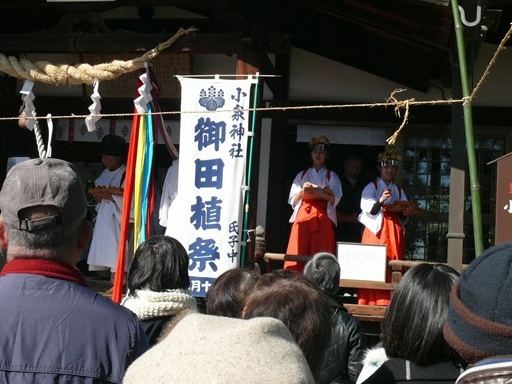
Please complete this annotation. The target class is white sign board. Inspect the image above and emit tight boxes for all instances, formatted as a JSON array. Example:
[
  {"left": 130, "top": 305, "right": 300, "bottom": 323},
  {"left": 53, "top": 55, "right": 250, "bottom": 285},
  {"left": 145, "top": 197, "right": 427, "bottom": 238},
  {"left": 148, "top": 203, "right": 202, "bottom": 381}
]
[{"left": 337, "top": 242, "right": 387, "bottom": 282}]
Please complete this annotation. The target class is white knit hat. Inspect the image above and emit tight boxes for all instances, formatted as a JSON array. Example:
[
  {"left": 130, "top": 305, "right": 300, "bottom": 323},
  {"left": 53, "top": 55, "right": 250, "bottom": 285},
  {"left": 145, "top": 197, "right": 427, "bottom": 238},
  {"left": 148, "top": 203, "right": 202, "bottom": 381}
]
[{"left": 123, "top": 312, "right": 315, "bottom": 384}]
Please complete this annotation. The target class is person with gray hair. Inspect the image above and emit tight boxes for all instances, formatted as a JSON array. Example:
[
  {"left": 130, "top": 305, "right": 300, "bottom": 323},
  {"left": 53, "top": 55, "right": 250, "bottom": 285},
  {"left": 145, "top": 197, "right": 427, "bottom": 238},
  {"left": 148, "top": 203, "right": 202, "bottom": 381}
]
[
  {"left": 0, "top": 157, "right": 148, "bottom": 383},
  {"left": 304, "top": 252, "right": 366, "bottom": 384}
]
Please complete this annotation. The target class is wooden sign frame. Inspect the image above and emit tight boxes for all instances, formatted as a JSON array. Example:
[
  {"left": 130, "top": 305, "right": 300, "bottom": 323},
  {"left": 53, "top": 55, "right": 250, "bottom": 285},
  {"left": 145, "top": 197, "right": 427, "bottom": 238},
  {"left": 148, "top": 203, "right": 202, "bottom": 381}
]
[{"left": 337, "top": 242, "right": 387, "bottom": 282}]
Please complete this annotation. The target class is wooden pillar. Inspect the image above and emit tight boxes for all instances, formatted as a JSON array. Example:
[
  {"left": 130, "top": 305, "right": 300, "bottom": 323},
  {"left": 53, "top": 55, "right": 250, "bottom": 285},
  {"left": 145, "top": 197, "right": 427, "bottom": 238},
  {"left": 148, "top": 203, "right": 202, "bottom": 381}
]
[
  {"left": 447, "top": 64, "right": 465, "bottom": 271},
  {"left": 262, "top": 52, "right": 290, "bottom": 254},
  {"left": 265, "top": 107, "right": 289, "bottom": 253}
]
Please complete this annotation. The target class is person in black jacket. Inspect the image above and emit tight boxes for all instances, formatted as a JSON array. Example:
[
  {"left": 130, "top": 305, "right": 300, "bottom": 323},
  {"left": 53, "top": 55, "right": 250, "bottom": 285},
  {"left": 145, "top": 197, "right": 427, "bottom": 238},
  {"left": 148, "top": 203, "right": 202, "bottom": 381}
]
[
  {"left": 357, "top": 263, "right": 463, "bottom": 384},
  {"left": 336, "top": 153, "right": 368, "bottom": 243},
  {"left": 304, "top": 252, "right": 366, "bottom": 383}
]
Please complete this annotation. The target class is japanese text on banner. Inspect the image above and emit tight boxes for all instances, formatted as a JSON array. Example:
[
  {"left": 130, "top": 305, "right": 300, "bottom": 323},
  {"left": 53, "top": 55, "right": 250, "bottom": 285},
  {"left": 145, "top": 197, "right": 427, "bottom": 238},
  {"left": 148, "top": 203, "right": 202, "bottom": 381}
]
[{"left": 172, "top": 77, "right": 253, "bottom": 297}]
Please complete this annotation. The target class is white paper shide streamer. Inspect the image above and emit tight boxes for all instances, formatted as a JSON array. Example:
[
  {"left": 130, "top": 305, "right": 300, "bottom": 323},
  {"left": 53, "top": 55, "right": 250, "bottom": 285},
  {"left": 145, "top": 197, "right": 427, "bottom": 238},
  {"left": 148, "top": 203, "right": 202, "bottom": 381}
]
[
  {"left": 46, "top": 113, "right": 53, "bottom": 158},
  {"left": 85, "top": 79, "right": 102, "bottom": 132},
  {"left": 134, "top": 64, "right": 153, "bottom": 114},
  {"left": 20, "top": 80, "right": 36, "bottom": 131}
]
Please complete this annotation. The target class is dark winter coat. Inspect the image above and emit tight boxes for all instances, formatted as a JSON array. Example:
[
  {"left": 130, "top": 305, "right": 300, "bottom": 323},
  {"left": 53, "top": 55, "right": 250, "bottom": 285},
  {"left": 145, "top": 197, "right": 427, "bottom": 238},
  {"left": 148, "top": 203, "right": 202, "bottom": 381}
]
[
  {"left": 0, "top": 273, "right": 148, "bottom": 383},
  {"left": 319, "top": 293, "right": 366, "bottom": 384}
]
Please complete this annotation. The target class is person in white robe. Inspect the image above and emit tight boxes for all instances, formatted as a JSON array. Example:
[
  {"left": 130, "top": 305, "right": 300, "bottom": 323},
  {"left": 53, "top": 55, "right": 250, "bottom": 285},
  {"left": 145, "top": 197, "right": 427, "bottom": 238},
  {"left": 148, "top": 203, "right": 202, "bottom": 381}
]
[
  {"left": 159, "top": 158, "right": 180, "bottom": 237},
  {"left": 87, "top": 134, "right": 132, "bottom": 280}
]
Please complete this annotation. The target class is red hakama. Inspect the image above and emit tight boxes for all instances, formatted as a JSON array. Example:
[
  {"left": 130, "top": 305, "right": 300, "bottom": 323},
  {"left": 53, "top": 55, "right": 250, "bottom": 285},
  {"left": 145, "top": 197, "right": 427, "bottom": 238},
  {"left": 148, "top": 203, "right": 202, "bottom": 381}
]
[
  {"left": 284, "top": 200, "right": 335, "bottom": 273},
  {"left": 358, "top": 210, "right": 405, "bottom": 306}
]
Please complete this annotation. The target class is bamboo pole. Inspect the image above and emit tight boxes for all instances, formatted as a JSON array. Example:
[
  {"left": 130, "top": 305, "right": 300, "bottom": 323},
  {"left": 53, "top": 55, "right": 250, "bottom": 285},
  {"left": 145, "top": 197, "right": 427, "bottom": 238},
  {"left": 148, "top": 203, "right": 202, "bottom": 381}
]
[
  {"left": 240, "top": 73, "right": 261, "bottom": 267},
  {"left": 450, "top": 0, "right": 484, "bottom": 256}
]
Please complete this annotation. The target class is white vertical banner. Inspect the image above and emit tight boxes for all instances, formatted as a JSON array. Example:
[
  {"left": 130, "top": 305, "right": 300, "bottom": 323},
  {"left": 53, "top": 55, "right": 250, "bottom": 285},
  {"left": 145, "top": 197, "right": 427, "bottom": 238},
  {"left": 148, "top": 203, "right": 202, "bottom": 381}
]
[{"left": 173, "top": 76, "right": 254, "bottom": 297}]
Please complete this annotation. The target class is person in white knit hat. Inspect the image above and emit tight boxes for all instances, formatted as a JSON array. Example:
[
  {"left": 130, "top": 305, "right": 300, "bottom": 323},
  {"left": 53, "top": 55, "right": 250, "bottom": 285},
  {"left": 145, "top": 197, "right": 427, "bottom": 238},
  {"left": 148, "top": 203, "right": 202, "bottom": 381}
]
[
  {"left": 123, "top": 310, "right": 315, "bottom": 384},
  {"left": 121, "top": 235, "right": 197, "bottom": 345}
]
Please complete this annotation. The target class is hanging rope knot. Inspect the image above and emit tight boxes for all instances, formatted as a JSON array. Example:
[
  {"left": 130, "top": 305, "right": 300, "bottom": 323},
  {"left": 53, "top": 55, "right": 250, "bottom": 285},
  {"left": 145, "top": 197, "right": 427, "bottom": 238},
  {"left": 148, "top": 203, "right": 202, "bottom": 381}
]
[
  {"left": 461, "top": 95, "right": 472, "bottom": 105},
  {"left": 385, "top": 88, "right": 414, "bottom": 146}
]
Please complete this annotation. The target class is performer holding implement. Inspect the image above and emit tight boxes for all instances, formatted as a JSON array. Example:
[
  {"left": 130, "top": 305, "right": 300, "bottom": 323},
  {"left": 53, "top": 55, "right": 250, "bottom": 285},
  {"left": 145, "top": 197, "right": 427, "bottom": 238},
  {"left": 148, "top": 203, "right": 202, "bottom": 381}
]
[
  {"left": 358, "top": 148, "right": 414, "bottom": 306},
  {"left": 87, "top": 134, "right": 130, "bottom": 284},
  {"left": 284, "top": 135, "right": 342, "bottom": 272}
]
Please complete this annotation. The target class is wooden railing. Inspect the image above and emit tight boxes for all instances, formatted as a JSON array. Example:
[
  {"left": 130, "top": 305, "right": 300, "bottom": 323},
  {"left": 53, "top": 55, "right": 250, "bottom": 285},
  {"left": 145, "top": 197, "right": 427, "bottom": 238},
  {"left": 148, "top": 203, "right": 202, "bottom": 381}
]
[
  {"left": 262, "top": 253, "right": 435, "bottom": 323},
  {"left": 262, "top": 252, "right": 467, "bottom": 346}
]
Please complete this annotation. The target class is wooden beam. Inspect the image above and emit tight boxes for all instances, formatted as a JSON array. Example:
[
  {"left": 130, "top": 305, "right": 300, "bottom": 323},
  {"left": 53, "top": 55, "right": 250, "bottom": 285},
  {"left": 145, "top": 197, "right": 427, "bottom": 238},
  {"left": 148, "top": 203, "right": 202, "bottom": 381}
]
[
  {"left": 0, "top": 0, "right": 235, "bottom": 10},
  {"left": 0, "top": 33, "right": 238, "bottom": 54},
  {"left": 340, "top": 279, "right": 397, "bottom": 291},
  {"left": 263, "top": 252, "right": 312, "bottom": 263},
  {"left": 344, "top": 304, "right": 387, "bottom": 321},
  {"left": 259, "top": 53, "right": 287, "bottom": 97},
  {"left": 0, "top": 32, "right": 289, "bottom": 54}
]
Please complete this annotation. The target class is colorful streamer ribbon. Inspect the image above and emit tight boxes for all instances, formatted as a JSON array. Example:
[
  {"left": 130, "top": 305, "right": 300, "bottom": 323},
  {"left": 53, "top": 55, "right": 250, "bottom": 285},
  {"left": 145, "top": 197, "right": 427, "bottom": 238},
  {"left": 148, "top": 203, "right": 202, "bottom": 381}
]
[{"left": 111, "top": 66, "right": 156, "bottom": 303}]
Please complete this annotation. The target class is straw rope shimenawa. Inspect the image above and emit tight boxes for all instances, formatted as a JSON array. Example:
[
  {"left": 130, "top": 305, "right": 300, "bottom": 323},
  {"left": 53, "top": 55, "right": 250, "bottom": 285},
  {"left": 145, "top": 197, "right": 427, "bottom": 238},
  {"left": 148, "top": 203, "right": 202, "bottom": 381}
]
[
  {"left": 0, "top": 26, "right": 197, "bottom": 86},
  {"left": 385, "top": 88, "right": 412, "bottom": 146},
  {"left": 2, "top": 23, "right": 511, "bottom": 150}
]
